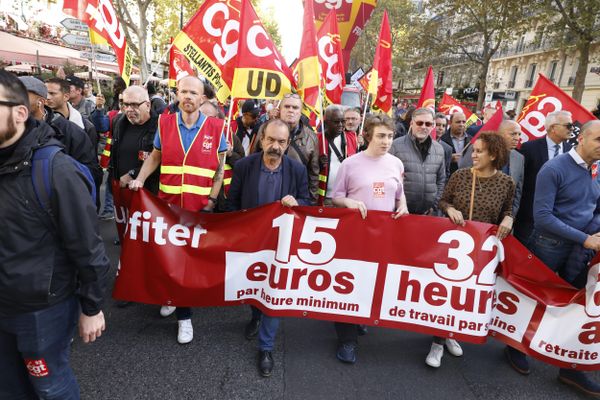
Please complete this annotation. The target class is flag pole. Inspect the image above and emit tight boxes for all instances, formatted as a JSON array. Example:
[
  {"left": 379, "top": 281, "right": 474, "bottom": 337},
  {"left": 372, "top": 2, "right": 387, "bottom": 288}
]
[
  {"left": 89, "top": 35, "right": 102, "bottom": 96},
  {"left": 359, "top": 92, "right": 370, "bottom": 137},
  {"left": 319, "top": 92, "right": 326, "bottom": 153},
  {"left": 143, "top": 42, "right": 174, "bottom": 87}
]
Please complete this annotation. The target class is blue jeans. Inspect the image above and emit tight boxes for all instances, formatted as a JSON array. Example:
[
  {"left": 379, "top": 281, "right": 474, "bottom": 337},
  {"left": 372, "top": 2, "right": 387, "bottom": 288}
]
[
  {"left": 530, "top": 230, "right": 575, "bottom": 274},
  {"left": 251, "top": 307, "right": 280, "bottom": 351},
  {"left": 0, "top": 296, "right": 80, "bottom": 400}
]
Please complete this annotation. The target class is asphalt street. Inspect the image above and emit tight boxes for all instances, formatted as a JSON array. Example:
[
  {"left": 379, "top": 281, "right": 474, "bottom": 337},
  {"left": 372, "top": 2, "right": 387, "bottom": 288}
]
[{"left": 69, "top": 219, "right": 597, "bottom": 400}]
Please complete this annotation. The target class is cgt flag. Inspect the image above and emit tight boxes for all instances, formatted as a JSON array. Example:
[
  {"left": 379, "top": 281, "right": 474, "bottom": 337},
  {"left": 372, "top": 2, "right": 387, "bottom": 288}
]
[
  {"left": 168, "top": 37, "right": 196, "bottom": 88},
  {"left": 62, "top": 0, "right": 133, "bottom": 85},
  {"left": 371, "top": 10, "right": 393, "bottom": 115},
  {"left": 517, "top": 74, "right": 597, "bottom": 146},
  {"left": 317, "top": 10, "right": 345, "bottom": 107},
  {"left": 231, "top": 0, "right": 295, "bottom": 99},
  {"left": 314, "top": 0, "right": 377, "bottom": 70},
  {"left": 295, "top": 0, "right": 321, "bottom": 113},
  {"left": 417, "top": 66, "right": 435, "bottom": 111},
  {"left": 172, "top": 0, "right": 242, "bottom": 102},
  {"left": 439, "top": 93, "right": 480, "bottom": 128}
]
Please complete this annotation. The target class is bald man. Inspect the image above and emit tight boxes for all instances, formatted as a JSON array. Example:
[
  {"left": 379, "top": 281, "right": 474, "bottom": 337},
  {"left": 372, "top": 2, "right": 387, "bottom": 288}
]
[
  {"left": 505, "top": 121, "right": 600, "bottom": 396},
  {"left": 129, "top": 76, "right": 228, "bottom": 344}
]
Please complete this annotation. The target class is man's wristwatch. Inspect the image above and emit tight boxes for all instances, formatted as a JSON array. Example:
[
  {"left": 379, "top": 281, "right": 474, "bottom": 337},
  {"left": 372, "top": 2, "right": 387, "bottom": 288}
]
[
  {"left": 128, "top": 169, "right": 136, "bottom": 178},
  {"left": 208, "top": 196, "right": 218, "bottom": 204}
]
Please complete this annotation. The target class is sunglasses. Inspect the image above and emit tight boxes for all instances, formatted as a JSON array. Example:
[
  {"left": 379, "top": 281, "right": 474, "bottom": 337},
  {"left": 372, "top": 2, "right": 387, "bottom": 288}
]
[
  {"left": 554, "top": 123, "right": 574, "bottom": 130},
  {"left": 414, "top": 121, "right": 434, "bottom": 127}
]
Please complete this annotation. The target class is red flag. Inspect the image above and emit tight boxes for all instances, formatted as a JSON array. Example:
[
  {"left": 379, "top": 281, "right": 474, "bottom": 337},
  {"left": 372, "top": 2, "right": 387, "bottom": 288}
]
[
  {"left": 517, "top": 74, "right": 597, "bottom": 145},
  {"left": 232, "top": 0, "right": 295, "bottom": 99},
  {"left": 370, "top": 11, "right": 393, "bottom": 114},
  {"left": 471, "top": 105, "right": 504, "bottom": 144},
  {"left": 295, "top": 0, "right": 321, "bottom": 112},
  {"left": 172, "top": 0, "right": 242, "bottom": 102},
  {"left": 416, "top": 66, "right": 435, "bottom": 110},
  {"left": 62, "top": 0, "right": 133, "bottom": 85},
  {"left": 168, "top": 37, "right": 196, "bottom": 88},
  {"left": 439, "top": 93, "right": 479, "bottom": 128},
  {"left": 314, "top": 0, "right": 378, "bottom": 70},
  {"left": 317, "top": 10, "right": 345, "bottom": 106}
]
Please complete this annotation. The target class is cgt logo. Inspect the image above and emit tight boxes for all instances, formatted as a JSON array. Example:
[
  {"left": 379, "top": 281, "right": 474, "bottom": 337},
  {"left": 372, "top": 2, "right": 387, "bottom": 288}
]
[
  {"left": 318, "top": 35, "right": 343, "bottom": 91},
  {"left": 25, "top": 359, "right": 49, "bottom": 378}
]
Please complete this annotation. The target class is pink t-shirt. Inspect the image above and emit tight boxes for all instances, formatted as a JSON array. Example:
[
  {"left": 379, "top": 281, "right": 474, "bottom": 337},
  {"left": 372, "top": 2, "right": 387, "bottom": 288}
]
[{"left": 332, "top": 151, "right": 404, "bottom": 212}]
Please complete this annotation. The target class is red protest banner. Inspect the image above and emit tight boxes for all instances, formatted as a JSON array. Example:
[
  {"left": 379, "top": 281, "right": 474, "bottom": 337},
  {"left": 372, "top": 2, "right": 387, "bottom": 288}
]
[
  {"left": 62, "top": 0, "right": 133, "bottom": 85},
  {"left": 317, "top": 10, "right": 345, "bottom": 106},
  {"left": 113, "top": 186, "right": 600, "bottom": 371},
  {"left": 172, "top": 0, "right": 242, "bottom": 102},
  {"left": 517, "top": 74, "right": 597, "bottom": 145}
]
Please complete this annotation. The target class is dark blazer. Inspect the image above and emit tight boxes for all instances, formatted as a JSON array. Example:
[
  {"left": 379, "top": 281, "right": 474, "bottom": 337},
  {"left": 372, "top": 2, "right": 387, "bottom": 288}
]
[
  {"left": 515, "top": 137, "right": 572, "bottom": 232},
  {"left": 440, "top": 131, "right": 472, "bottom": 174},
  {"left": 226, "top": 152, "right": 311, "bottom": 211}
]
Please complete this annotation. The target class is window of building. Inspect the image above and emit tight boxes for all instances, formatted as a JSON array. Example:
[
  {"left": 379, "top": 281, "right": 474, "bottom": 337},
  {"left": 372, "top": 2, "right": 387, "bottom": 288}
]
[
  {"left": 508, "top": 66, "right": 518, "bottom": 88},
  {"left": 548, "top": 61, "right": 558, "bottom": 83},
  {"left": 525, "top": 63, "right": 537, "bottom": 87}
]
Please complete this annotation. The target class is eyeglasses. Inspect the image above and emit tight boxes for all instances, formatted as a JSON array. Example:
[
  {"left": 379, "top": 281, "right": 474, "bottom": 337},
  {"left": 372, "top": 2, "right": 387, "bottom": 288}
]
[
  {"left": 332, "top": 119, "right": 345, "bottom": 124},
  {"left": 553, "top": 123, "right": 574, "bottom": 130},
  {"left": 414, "top": 121, "right": 434, "bottom": 127},
  {"left": 0, "top": 100, "right": 23, "bottom": 108},
  {"left": 122, "top": 101, "right": 148, "bottom": 109}
]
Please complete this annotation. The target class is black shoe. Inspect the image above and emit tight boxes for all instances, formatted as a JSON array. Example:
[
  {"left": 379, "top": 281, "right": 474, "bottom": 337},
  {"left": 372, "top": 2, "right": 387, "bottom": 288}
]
[
  {"left": 559, "top": 369, "right": 600, "bottom": 397},
  {"left": 336, "top": 342, "right": 357, "bottom": 364},
  {"left": 258, "top": 350, "right": 273, "bottom": 377},
  {"left": 357, "top": 324, "right": 368, "bottom": 336},
  {"left": 504, "top": 346, "right": 530, "bottom": 375},
  {"left": 244, "top": 318, "right": 261, "bottom": 340}
]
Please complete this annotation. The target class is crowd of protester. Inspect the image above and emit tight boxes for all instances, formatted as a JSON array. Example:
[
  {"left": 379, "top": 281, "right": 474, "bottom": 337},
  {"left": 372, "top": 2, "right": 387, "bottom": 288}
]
[{"left": 2, "top": 69, "right": 600, "bottom": 398}]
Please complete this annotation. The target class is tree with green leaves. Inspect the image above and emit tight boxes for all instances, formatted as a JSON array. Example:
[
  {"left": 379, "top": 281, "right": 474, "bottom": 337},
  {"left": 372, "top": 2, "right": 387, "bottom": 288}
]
[
  {"left": 349, "top": 0, "right": 420, "bottom": 83},
  {"left": 540, "top": 0, "right": 600, "bottom": 102},
  {"left": 419, "top": 0, "right": 527, "bottom": 109},
  {"left": 114, "top": 0, "right": 153, "bottom": 80}
]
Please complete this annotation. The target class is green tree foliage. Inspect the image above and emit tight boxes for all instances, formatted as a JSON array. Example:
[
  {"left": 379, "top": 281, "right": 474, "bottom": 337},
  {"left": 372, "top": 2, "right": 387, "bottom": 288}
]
[
  {"left": 540, "top": 0, "right": 600, "bottom": 102},
  {"left": 350, "top": 0, "right": 420, "bottom": 81},
  {"left": 418, "top": 0, "right": 526, "bottom": 109}
]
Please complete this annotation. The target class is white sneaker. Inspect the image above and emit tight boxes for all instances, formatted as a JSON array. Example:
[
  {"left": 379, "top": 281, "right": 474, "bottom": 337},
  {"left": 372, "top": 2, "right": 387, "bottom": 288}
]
[
  {"left": 425, "top": 342, "right": 444, "bottom": 368},
  {"left": 160, "top": 305, "right": 176, "bottom": 317},
  {"left": 445, "top": 339, "right": 463, "bottom": 357},
  {"left": 177, "top": 319, "right": 193, "bottom": 344}
]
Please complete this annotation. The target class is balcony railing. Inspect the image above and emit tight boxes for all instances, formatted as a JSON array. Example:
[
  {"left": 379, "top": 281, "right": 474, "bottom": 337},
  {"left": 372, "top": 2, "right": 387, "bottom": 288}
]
[{"left": 492, "top": 40, "right": 560, "bottom": 59}]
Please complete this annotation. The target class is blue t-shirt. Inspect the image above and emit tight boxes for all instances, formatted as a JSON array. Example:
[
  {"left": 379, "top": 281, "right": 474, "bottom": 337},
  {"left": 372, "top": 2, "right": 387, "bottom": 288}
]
[
  {"left": 257, "top": 159, "right": 282, "bottom": 206},
  {"left": 154, "top": 111, "right": 228, "bottom": 153}
]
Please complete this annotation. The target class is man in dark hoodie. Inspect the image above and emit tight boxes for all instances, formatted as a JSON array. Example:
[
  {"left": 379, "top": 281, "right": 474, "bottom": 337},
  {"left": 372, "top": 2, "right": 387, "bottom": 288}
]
[
  {"left": 19, "top": 75, "right": 102, "bottom": 194},
  {"left": 0, "top": 71, "right": 109, "bottom": 399}
]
